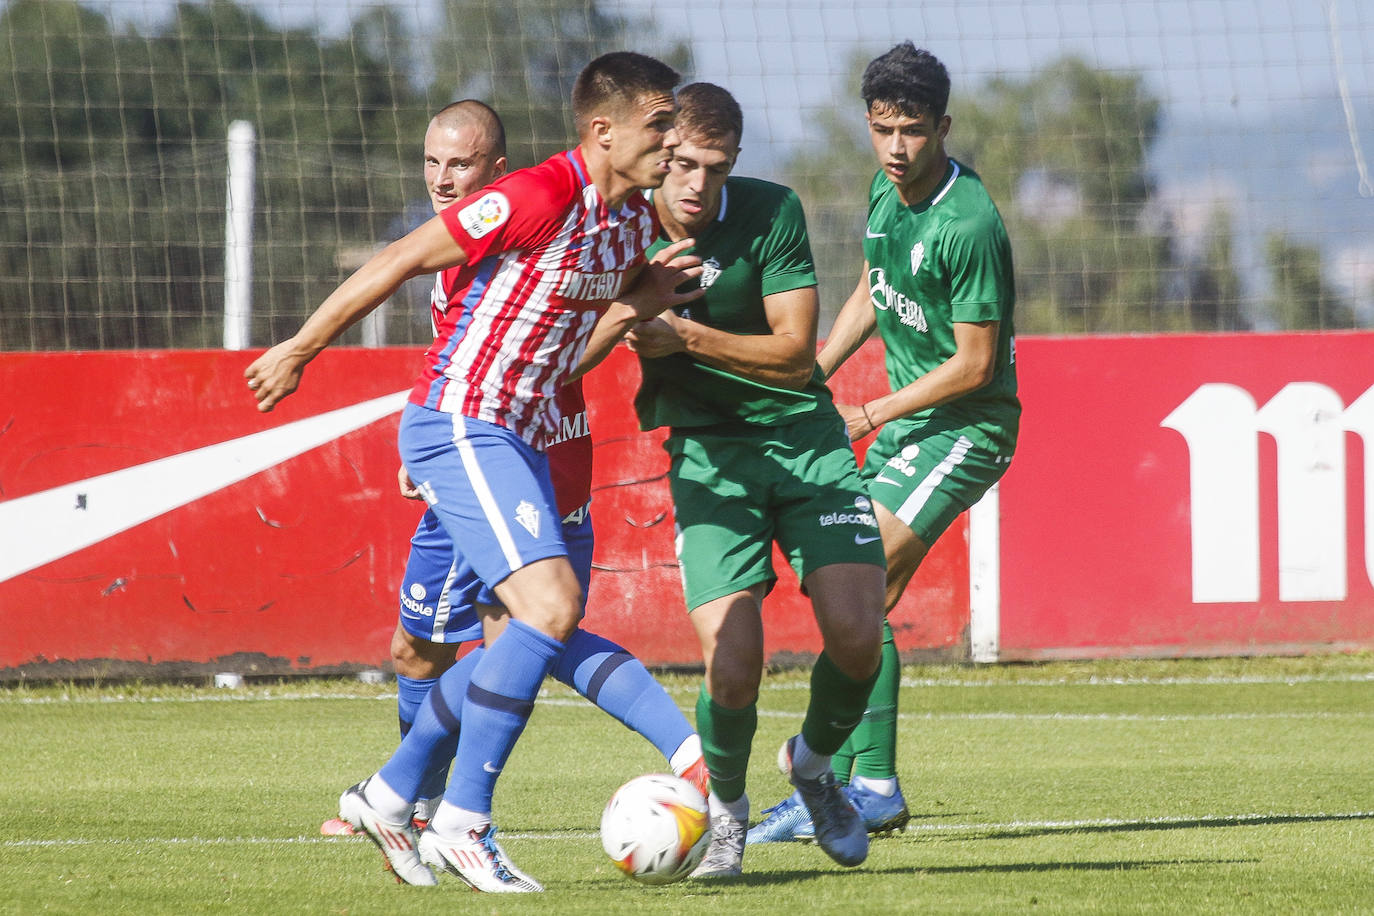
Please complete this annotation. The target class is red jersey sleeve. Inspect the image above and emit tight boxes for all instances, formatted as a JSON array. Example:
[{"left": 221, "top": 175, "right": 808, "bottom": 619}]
[{"left": 438, "top": 156, "right": 576, "bottom": 265}]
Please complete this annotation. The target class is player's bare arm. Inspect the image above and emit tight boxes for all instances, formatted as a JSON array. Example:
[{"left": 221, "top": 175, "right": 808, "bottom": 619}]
[
  {"left": 838, "top": 319, "right": 999, "bottom": 441},
  {"left": 245, "top": 217, "right": 468, "bottom": 412},
  {"left": 626, "top": 285, "right": 819, "bottom": 391},
  {"left": 571, "top": 237, "right": 703, "bottom": 379},
  {"left": 816, "top": 265, "right": 879, "bottom": 381}
]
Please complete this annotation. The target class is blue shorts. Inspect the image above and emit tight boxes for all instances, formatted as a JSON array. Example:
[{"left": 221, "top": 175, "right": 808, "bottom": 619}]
[
  {"left": 398, "top": 503, "right": 594, "bottom": 644},
  {"left": 397, "top": 403, "right": 568, "bottom": 615}
]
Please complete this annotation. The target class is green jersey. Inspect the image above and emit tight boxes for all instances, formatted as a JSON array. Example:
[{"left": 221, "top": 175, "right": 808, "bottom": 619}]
[
  {"left": 863, "top": 159, "right": 1020, "bottom": 451},
  {"left": 636, "top": 176, "right": 834, "bottom": 430}
]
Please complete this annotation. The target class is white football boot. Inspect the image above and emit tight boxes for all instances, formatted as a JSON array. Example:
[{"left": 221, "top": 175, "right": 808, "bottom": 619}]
[
  {"left": 418, "top": 822, "right": 543, "bottom": 893},
  {"left": 337, "top": 780, "right": 437, "bottom": 886}
]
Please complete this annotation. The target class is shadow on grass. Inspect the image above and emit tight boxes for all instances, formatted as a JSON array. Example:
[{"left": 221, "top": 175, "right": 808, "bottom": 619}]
[
  {"left": 678, "top": 857, "right": 1253, "bottom": 889},
  {"left": 929, "top": 810, "right": 1374, "bottom": 843}
]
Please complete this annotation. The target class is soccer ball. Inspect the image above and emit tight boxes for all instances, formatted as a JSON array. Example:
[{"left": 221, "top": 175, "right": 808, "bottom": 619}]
[{"left": 600, "top": 773, "right": 711, "bottom": 885}]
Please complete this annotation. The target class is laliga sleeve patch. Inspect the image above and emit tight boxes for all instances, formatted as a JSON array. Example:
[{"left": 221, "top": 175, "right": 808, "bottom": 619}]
[{"left": 458, "top": 191, "right": 510, "bottom": 239}]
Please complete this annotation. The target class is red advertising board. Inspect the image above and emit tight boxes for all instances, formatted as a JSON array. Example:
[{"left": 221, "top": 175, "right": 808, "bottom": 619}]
[
  {"left": 0, "top": 350, "right": 417, "bottom": 675},
  {"left": 8, "top": 332, "right": 1365, "bottom": 676},
  {"left": 0, "top": 344, "right": 966, "bottom": 676},
  {"left": 1000, "top": 332, "right": 1374, "bottom": 658}
]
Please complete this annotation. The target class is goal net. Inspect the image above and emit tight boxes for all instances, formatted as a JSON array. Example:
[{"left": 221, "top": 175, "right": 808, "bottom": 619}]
[{"left": 1, "top": 0, "right": 1369, "bottom": 350}]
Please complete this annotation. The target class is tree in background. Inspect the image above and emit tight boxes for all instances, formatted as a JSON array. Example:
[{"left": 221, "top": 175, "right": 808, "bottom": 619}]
[
  {"left": 785, "top": 54, "right": 1258, "bottom": 334},
  {"left": 0, "top": 0, "right": 691, "bottom": 351},
  {"left": 0, "top": 0, "right": 162, "bottom": 348},
  {"left": 430, "top": 0, "right": 690, "bottom": 169},
  {"left": 934, "top": 56, "right": 1171, "bottom": 332},
  {"left": 1265, "top": 232, "right": 1356, "bottom": 330},
  {"left": 0, "top": 0, "right": 433, "bottom": 349},
  {"left": 1176, "top": 208, "right": 1246, "bottom": 331},
  {"left": 779, "top": 48, "right": 873, "bottom": 328}
]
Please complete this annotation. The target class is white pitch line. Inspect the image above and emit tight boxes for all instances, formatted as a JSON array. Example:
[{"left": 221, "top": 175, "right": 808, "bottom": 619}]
[
  {"left": 0, "top": 692, "right": 402, "bottom": 705},
  {"left": 1, "top": 834, "right": 599, "bottom": 848},
  {"left": 7, "top": 810, "right": 1372, "bottom": 850},
  {"left": 899, "top": 673, "right": 1374, "bottom": 688},
  {"left": 3, "top": 671, "right": 1370, "bottom": 706},
  {"left": 748, "top": 707, "right": 1374, "bottom": 722},
  {"left": 899, "top": 810, "right": 1374, "bottom": 834},
  {"left": 6, "top": 694, "right": 1373, "bottom": 727},
  {"left": 6, "top": 692, "right": 1368, "bottom": 723},
  {"left": 749, "top": 673, "right": 1374, "bottom": 689}
]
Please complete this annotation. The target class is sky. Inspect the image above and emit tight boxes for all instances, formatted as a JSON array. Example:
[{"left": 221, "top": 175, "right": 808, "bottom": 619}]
[
  {"left": 90, "top": 0, "right": 1373, "bottom": 315},
  {"left": 91, "top": 0, "right": 1372, "bottom": 117}
]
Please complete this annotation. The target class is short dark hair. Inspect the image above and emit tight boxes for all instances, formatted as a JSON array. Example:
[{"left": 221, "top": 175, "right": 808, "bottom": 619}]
[
  {"left": 572, "top": 51, "right": 681, "bottom": 134},
  {"left": 675, "top": 82, "right": 744, "bottom": 146},
  {"left": 861, "top": 42, "right": 951, "bottom": 119},
  {"left": 433, "top": 99, "right": 506, "bottom": 159}
]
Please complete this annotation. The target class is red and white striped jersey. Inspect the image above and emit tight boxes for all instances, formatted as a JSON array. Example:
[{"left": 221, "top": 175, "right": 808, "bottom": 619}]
[
  {"left": 427, "top": 263, "right": 594, "bottom": 517},
  {"left": 409, "top": 146, "right": 656, "bottom": 447}
]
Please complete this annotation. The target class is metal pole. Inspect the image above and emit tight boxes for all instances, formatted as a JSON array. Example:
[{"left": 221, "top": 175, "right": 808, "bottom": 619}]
[{"left": 223, "top": 120, "right": 256, "bottom": 350}]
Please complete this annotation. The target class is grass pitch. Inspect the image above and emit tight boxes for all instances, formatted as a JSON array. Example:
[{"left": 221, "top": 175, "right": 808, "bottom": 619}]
[{"left": 2, "top": 654, "right": 1372, "bottom": 914}]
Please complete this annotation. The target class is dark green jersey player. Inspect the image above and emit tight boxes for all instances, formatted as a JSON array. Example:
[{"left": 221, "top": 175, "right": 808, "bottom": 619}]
[
  {"left": 862, "top": 162, "right": 1019, "bottom": 454},
  {"left": 636, "top": 176, "right": 833, "bottom": 429},
  {"left": 750, "top": 43, "right": 1019, "bottom": 846},
  {"left": 619, "top": 83, "right": 887, "bottom": 878}
]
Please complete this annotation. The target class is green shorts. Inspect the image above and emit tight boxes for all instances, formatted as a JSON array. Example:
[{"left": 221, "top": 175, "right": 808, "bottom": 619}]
[
  {"left": 862, "top": 417, "right": 1013, "bottom": 545},
  {"left": 666, "top": 412, "right": 886, "bottom": 611}
]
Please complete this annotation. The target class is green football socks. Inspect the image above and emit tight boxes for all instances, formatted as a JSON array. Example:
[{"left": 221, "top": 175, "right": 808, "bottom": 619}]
[
  {"left": 800, "top": 648, "right": 881, "bottom": 757},
  {"left": 829, "top": 618, "right": 900, "bottom": 782},
  {"left": 695, "top": 683, "right": 757, "bottom": 804}
]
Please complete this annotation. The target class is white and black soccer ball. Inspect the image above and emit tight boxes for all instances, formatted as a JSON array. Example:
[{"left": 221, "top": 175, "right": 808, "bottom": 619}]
[{"left": 600, "top": 773, "right": 711, "bottom": 885}]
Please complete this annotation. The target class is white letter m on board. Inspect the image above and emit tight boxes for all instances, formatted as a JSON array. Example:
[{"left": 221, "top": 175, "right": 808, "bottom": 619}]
[{"left": 1162, "top": 383, "right": 1374, "bottom": 603}]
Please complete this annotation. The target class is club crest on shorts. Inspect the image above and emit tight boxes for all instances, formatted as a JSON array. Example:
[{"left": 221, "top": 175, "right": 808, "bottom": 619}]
[{"left": 514, "top": 500, "right": 541, "bottom": 538}]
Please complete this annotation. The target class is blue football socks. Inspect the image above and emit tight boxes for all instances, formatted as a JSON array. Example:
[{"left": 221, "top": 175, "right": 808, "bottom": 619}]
[
  {"left": 553, "top": 627, "right": 694, "bottom": 762},
  {"left": 443, "top": 619, "right": 563, "bottom": 816},
  {"left": 395, "top": 673, "right": 436, "bottom": 737},
  {"left": 377, "top": 649, "right": 482, "bottom": 805}
]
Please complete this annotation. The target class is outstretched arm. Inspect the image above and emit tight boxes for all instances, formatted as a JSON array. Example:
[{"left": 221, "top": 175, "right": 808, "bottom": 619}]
[{"left": 245, "top": 217, "right": 467, "bottom": 412}]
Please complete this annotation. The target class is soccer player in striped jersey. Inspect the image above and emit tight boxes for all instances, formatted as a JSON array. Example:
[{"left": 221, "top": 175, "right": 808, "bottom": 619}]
[
  {"left": 318, "top": 101, "right": 707, "bottom": 872},
  {"left": 748, "top": 42, "right": 1020, "bottom": 845},
  {"left": 246, "top": 52, "right": 702, "bottom": 891}
]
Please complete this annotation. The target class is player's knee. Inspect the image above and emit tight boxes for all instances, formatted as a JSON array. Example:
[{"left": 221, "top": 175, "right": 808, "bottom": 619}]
[
  {"left": 390, "top": 624, "right": 451, "bottom": 679},
  {"left": 390, "top": 624, "right": 416, "bottom": 667},
  {"left": 706, "top": 667, "right": 760, "bottom": 708},
  {"left": 821, "top": 612, "right": 883, "bottom": 680},
  {"left": 497, "top": 559, "right": 584, "bottom": 642},
  {"left": 704, "top": 645, "right": 762, "bottom": 707},
  {"left": 517, "top": 598, "right": 582, "bottom": 644}
]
